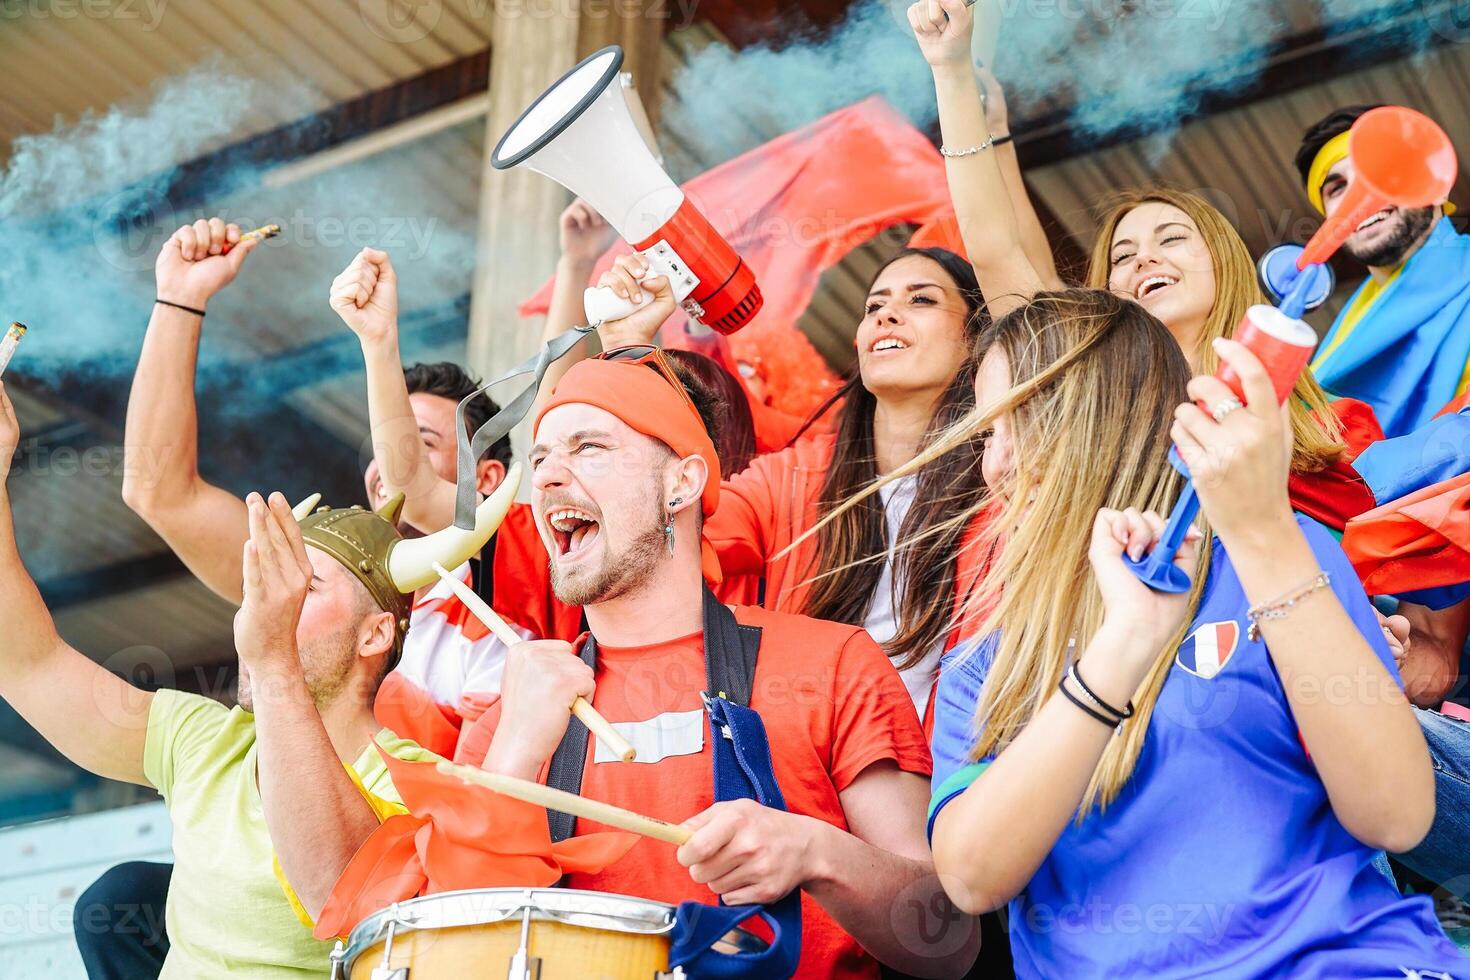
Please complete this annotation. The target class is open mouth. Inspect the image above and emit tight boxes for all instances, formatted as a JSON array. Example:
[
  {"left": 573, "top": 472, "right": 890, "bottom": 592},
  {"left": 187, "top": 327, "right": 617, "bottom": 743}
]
[
  {"left": 1135, "top": 275, "right": 1178, "bottom": 301},
  {"left": 870, "top": 336, "right": 910, "bottom": 354},
  {"left": 1355, "top": 208, "right": 1394, "bottom": 233},
  {"left": 547, "top": 506, "right": 602, "bottom": 561}
]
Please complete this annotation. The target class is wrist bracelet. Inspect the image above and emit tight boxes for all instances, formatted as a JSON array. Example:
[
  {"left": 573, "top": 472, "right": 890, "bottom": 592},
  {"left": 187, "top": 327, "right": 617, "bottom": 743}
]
[
  {"left": 940, "top": 135, "right": 997, "bottom": 158},
  {"left": 1067, "top": 662, "right": 1134, "bottom": 721},
  {"left": 993, "top": 133, "right": 1013, "bottom": 146},
  {"left": 1246, "top": 571, "right": 1331, "bottom": 641},
  {"left": 1058, "top": 677, "right": 1120, "bottom": 731},
  {"left": 156, "top": 298, "right": 206, "bottom": 317}
]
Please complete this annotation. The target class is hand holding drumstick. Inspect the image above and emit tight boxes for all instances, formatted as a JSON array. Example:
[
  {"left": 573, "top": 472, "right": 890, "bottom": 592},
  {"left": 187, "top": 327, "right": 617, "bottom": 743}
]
[{"left": 431, "top": 564, "right": 636, "bottom": 764}]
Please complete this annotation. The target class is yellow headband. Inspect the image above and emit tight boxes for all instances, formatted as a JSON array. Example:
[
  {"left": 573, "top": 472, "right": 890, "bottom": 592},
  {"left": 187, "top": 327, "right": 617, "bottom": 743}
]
[
  {"left": 1306, "top": 126, "right": 1456, "bottom": 217},
  {"left": 1306, "top": 131, "right": 1352, "bottom": 215}
]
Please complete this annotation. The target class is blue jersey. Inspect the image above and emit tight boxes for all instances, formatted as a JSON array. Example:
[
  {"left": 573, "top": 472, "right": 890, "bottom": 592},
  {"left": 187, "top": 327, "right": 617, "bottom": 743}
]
[{"left": 929, "top": 517, "right": 1464, "bottom": 979}]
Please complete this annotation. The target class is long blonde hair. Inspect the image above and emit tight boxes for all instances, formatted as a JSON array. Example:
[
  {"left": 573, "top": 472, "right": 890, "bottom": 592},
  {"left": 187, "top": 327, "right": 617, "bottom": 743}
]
[
  {"left": 804, "top": 290, "right": 1212, "bottom": 809},
  {"left": 1088, "top": 187, "right": 1346, "bottom": 473}
]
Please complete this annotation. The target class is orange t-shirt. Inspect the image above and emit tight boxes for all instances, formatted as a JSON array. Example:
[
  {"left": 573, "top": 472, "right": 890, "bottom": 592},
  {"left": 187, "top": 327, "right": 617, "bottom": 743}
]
[{"left": 565, "top": 605, "right": 931, "bottom": 980}]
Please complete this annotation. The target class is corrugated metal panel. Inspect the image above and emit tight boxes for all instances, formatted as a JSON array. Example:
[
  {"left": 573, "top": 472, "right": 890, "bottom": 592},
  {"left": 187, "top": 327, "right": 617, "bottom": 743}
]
[
  {"left": 1025, "top": 42, "right": 1470, "bottom": 285},
  {"left": 0, "top": 0, "right": 495, "bottom": 162}
]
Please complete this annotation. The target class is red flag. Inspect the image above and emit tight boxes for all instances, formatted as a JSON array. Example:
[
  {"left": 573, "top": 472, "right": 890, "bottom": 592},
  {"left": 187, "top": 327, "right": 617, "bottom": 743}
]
[
  {"left": 520, "top": 97, "right": 962, "bottom": 434},
  {"left": 1286, "top": 398, "right": 1383, "bottom": 532}
]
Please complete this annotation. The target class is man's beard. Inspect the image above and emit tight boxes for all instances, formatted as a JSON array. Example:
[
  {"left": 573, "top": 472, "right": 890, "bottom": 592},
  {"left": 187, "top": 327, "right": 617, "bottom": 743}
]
[
  {"left": 236, "top": 626, "right": 358, "bottom": 713},
  {"left": 550, "top": 491, "right": 667, "bottom": 607},
  {"left": 1345, "top": 206, "right": 1436, "bottom": 268}
]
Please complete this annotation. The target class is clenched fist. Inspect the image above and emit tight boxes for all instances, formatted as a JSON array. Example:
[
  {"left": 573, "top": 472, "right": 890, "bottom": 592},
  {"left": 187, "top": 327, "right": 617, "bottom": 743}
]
[
  {"left": 156, "top": 217, "right": 259, "bottom": 310},
  {"left": 330, "top": 248, "right": 399, "bottom": 348}
]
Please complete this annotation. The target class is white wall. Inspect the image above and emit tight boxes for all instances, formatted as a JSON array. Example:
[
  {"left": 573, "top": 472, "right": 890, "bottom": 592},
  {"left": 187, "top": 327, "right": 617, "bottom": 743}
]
[{"left": 0, "top": 804, "right": 172, "bottom": 979}]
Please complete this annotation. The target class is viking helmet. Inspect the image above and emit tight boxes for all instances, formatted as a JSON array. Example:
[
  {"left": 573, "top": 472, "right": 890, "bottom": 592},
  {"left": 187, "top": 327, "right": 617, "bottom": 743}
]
[{"left": 291, "top": 463, "right": 522, "bottom": 667}]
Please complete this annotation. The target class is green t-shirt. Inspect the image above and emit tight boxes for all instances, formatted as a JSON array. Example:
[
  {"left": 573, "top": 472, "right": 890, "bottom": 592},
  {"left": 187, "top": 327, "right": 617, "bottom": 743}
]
[{"left": 144, "top": 689, "right": 434, "bottom": 979}]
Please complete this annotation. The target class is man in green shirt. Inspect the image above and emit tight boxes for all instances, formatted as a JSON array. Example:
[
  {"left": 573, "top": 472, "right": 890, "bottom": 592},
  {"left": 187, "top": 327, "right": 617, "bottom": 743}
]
[{"left": 0, "top": 231, "right": 514, "bottom": 976}]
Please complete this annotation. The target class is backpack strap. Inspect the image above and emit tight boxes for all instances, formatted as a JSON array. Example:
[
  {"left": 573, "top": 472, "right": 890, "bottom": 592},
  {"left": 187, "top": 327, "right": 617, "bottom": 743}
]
[
  {"left": 542, "top": 589, "right": 760, "bottom": 842},
  {"left": 544, "top": 635, "right": 597, "bottom": 843}
]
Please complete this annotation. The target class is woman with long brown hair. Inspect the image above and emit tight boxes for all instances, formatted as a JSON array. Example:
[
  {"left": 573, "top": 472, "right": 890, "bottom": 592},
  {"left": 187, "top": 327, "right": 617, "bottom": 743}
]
[
  {"left": 868, "top": 287, "right": 1455, "bottom": 976},
  {"left": 580, "top": 245, "right": 993, "bottom": 721}
]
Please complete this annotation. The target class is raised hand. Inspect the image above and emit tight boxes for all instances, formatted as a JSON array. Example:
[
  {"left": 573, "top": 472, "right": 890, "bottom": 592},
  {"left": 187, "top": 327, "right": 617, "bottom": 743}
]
[
  {"left": 233, "top": 491, "right": 313, "bottom": 676},
  {"left": 330, "top": 248, "right": 400, "bottom": 349},
  {"left": 908, "top": 0, "right": 973, "bottom": 68},
  {"left": 594, "top": 253, "right": 676, "bottom": 348},
  {"left": 155, "top": 217, "right": 259, "bottom": 310},
  {"left": 560, "top": 199, "right": 616, "bottom": 267},
  {"left": 0, "top": 381, "right": 18, "bottom": 480}
]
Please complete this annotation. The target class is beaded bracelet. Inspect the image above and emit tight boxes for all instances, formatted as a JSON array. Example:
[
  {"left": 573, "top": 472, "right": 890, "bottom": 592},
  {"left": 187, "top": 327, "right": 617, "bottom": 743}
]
[
  {"left": 940, "top": 135, "right": 997, "bottom": 157},
  {"left": 1246, "top": 571, "right": 1331, "bottom": 641}
]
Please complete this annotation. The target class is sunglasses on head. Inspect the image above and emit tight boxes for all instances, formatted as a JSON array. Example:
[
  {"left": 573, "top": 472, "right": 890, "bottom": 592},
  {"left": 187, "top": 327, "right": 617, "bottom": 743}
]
[{"left": 596, "top": 345, "right": 699, "bottom": 418}]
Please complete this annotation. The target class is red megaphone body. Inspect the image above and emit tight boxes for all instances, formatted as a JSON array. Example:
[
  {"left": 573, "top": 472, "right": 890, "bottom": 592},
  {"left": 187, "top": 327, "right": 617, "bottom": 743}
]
[
  {"left": 491, "top": 46, "right": 761, "bottom": 335},
  {"left": 1298, "top": 106, "right": 1458, "bottom": 268}
]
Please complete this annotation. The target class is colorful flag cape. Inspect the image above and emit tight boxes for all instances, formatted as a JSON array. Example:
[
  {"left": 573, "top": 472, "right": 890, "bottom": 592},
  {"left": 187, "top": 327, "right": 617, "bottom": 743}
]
[
  {"left": 1343, "top": 406, "right": 1470, "bottom": 607},
  {"left": 1313, "top": 218, "right": 1470, "bottom": 438}
]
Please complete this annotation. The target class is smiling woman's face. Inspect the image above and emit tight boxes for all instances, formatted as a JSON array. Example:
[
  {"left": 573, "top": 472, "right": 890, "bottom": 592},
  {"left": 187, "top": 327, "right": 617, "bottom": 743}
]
[
  {"left": 1106, "top": 202, "right": 1217, "bottom": 354},
  {"left": 855, "top": 254, "right": 973, "bottom": 402}
]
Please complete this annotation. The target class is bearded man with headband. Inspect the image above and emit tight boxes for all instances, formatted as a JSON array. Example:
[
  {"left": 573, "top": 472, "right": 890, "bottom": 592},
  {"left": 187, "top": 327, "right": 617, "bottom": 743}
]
[
  {"left": 1296, "top": 104, "right": 1470, "bottom": 436},
  {"left": 471, "top": 311, "right": 980, "bottom": 976}
]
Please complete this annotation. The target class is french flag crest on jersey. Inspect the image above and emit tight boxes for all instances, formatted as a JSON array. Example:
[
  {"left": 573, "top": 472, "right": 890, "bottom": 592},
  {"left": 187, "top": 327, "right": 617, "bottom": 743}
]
[{"left": 1175, "top": 621, "right": 1241, "bottom": 680}]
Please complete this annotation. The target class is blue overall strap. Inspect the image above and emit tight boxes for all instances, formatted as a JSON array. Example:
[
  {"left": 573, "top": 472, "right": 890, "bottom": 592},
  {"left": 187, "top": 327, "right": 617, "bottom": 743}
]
[{"left": 668, "top": 595, "right": 802, "bottom": 980}]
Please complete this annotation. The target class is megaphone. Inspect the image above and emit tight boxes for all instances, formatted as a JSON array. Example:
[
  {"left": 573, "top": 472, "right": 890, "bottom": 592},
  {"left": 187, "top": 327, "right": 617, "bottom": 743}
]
[
  {"left": 491, "top": 46, "right": 762, "bottom": 335},
  {"left": 1261, "top": 106, "right": 1457, "bottom": 315}
]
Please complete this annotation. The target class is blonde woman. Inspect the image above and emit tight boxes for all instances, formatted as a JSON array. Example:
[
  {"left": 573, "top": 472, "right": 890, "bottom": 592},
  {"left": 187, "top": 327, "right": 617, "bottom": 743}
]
[
  {"left": 903, "top": 288, "right": 1456, "bottom": 976},
  {"left": 908, "top": 0, "right": 1378, "bottom": 531}
]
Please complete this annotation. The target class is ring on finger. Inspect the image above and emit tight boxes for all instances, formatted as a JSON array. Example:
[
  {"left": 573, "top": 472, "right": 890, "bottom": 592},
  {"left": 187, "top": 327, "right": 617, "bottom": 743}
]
[{"left": 1210, "top": 396, "right": 1244, "bottom": 423}]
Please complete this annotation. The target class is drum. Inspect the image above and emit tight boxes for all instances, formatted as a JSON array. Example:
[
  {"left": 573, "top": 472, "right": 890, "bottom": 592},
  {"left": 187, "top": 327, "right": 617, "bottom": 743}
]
[{"left": 330, "top": 887, "right": 769, "bottom": 980}]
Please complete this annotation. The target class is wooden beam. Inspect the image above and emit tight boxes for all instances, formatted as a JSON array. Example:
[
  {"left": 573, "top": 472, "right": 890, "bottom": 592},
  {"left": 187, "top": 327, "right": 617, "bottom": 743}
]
[{"left": 466, "top": 1, "right": 667, "bottom": 459}]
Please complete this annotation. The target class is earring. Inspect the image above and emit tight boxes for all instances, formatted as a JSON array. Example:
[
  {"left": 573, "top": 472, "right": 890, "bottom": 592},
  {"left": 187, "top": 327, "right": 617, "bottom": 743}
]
[
  {"left": 668, "top": 496, "right": 683, "bottom": 508},
  {"left": 664, "top": 515, "right": 676, "bottom": 556}
]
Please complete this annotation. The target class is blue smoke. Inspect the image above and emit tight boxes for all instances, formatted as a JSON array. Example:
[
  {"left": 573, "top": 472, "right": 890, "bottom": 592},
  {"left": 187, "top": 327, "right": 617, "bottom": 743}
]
[
  {"left": 663, "top": 0, "right": 1438, "bottom": 174},
  {"left": 0, "top": 59, "right": 479, "bottom": 404}
]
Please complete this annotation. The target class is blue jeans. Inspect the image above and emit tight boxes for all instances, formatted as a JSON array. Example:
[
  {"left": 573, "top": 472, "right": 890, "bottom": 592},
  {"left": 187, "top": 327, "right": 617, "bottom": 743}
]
[
  {"left": 73, "top": 861, "right": 171, "bottom": 980},
  {"left": 1397, "top": 707, "right": 1470, "bottom": 895}
]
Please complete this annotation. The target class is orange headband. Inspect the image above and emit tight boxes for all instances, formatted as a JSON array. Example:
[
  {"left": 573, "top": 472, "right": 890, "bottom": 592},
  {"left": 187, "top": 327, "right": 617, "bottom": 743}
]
[{"left": 535, "top": 359, "right": 723, "bottom": 584}]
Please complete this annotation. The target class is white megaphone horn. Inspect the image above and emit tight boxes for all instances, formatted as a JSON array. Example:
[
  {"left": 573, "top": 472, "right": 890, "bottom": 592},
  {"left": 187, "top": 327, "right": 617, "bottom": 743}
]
[{"left": 491, "top": 46, "right": 762, "bottom": 335}]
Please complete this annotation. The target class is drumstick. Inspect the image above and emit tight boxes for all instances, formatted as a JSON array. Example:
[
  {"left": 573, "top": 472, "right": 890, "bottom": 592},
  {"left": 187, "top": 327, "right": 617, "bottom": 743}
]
[
  {"left": 431, "top": 562, "right": 637, "bottom": 762},
  {"left": 436, "top": 761, "right": 692, "bottom": 846}
]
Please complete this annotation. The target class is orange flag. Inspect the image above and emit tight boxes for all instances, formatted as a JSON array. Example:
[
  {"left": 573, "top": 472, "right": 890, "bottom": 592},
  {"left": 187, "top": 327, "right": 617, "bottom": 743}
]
[
  {"left": 1341, "top": 471, "right": 1470, "bottom": 598},
  {"left": 315, "top": 750, "right": 638, "bottom": 941},
  {"left": 518, "top": 96, "right": 963, "bottom": 434}
]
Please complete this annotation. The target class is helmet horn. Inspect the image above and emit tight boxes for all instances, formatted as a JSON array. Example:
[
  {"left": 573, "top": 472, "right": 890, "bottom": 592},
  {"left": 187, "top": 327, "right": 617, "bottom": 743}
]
[
  {"left": 291, "top": 493, "right": 323, "bottom": 522},
  {"left": 386, "top": 463, "right": 523, "bottom": 592}
]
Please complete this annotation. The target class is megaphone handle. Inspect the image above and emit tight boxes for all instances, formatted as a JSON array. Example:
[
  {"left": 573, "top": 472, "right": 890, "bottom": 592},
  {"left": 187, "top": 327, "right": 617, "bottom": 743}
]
[{"left": 583, "top": 241, "right": 700, "bottom": 325}]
